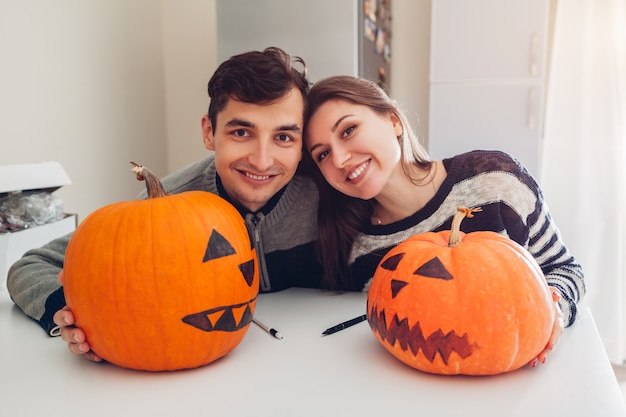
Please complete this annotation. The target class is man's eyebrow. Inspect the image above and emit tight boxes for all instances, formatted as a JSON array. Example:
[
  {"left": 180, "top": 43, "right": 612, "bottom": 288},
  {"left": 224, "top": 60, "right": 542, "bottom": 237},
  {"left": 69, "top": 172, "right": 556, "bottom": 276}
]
[
  {"left": 277, "top": 123, "right": 302, "bottom": 133},
  {"left": 225, "top": 118, "right": 254, "bottom": 128},
  {"left": 224, "top": 119, "right": 300, "bottom": 133}
]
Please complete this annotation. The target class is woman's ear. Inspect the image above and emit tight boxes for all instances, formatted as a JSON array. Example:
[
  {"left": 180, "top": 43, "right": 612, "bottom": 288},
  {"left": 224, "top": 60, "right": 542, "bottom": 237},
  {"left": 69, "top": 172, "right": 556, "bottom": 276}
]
[
  {"left": 390, "top": 112, "right": 403, "bottom": 138},
  {"left": 201, "top": 115, "right": 215, "bottom": 150}
]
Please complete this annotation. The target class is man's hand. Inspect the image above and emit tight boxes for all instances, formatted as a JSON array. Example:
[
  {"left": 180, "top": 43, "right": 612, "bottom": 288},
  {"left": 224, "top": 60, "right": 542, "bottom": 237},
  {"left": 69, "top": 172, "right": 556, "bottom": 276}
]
[
  {"left": 54, "top": 271, "right": 103, "bottom": 363},
  {"left": 529, "top": 286, "right": 565, "bottom": 368}
]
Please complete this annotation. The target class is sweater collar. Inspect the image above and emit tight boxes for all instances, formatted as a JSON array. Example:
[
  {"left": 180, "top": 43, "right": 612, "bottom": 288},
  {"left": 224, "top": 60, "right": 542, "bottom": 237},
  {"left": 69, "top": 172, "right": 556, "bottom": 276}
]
[{"left": 215, "top": 173, "right": 286, "bottom": 218}]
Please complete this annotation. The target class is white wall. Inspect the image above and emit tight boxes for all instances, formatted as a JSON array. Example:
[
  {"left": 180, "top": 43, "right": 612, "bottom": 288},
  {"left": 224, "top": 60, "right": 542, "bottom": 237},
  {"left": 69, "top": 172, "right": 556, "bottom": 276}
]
[
  {"left": 0, "top": 0, "right": 217, "bottom": 222},
  {"left": 390, "top": 0, "right": 431, "bottom": 148},
  {"left": 161, "top": 0, "right": 217, "bottom": 172}
]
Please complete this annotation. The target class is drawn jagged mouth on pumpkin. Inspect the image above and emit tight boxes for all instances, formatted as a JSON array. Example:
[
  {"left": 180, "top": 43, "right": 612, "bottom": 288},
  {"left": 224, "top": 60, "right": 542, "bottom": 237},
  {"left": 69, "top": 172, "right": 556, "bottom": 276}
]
[
  {"left": 181, "top": 296, "right": 257, "bottom": 332},
  {"left": 368, "top": 305, "right": 478, "bottom": 365}
]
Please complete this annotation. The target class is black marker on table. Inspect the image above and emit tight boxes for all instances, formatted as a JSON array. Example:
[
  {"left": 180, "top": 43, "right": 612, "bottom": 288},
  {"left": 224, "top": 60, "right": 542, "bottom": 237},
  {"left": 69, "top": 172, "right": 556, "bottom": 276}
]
[
  {"left": 322, "top": 314, "right": 367, "bottom": 336},
  {"left": 252, "top": 318, "right": 283, "bottom": 340}
]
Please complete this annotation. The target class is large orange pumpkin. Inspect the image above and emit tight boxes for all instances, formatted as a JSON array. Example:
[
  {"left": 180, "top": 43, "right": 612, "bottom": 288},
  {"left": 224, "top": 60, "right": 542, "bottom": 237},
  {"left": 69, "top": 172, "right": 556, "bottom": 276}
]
[
  {"left": 63, "top": 162, "right": 259, "bottom": 371},
  {"left": 367, "top": 206, "right": 555, "bottom": 375}
]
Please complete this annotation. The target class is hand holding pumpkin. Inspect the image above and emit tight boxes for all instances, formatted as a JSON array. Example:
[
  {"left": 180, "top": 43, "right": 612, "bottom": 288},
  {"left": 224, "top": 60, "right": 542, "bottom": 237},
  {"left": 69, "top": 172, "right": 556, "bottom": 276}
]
[
  {"left": 53, "top": 270, "right": 103, "bottom": 362},
  {"left": 529, "top": 286, "right": 565, "bottom": 368}
]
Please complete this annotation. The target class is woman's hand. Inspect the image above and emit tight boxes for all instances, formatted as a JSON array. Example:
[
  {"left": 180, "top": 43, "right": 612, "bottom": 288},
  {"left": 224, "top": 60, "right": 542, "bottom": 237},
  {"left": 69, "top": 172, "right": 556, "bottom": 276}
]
[
  {"left": 529, "top": 286, "right": 565, "bottom": 368},
  {"left": 53, "top": 270, "right": 103, "bottom": 363}
]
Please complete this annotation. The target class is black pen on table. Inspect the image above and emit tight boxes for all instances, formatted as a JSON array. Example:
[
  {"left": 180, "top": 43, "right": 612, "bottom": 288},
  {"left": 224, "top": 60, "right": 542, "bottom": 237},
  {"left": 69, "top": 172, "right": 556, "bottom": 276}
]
[
  {"left": 322, "top": 314, "right": 367, "bottom": 336},
  {"left": 252, "top": 318, "right": 283, "bottom": 340}
]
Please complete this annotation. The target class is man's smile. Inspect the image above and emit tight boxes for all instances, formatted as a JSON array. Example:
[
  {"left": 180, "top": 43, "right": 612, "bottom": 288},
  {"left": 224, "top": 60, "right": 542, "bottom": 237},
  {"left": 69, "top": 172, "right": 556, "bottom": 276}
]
[{"left": 244, "top": 171, "right": 272, "bottom": 181}]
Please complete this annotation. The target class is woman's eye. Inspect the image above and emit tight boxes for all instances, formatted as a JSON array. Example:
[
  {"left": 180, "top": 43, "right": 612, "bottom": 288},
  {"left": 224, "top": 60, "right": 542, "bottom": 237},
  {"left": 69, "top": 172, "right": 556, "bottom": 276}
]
[
  {"left": 342, "top": 125, "right": 356, "bottom": 138},
  {"left": 317, "top": 150, "right": 329, "bottom": 162}
]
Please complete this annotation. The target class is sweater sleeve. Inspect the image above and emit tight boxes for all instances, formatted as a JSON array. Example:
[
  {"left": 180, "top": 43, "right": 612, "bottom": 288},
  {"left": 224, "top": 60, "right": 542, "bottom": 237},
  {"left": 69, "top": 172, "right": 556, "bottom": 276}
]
[
  {"left": 526, "top": 203, "right": 585, "bottom": 327},
  {"left": 6, "top": 232, "right": 70, "bottom": 335},
  {"left": 471, "top": 151, "right": 585, "bottom": 327},
  {"left": 509, "top": 159, "right": 585, "bottom": 327}
]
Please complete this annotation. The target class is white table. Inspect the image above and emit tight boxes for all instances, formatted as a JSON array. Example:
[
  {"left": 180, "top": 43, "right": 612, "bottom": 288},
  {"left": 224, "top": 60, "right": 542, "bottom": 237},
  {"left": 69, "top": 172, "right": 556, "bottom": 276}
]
[{"left": 1, "top": 288, "right": 625, "bottom": 417}]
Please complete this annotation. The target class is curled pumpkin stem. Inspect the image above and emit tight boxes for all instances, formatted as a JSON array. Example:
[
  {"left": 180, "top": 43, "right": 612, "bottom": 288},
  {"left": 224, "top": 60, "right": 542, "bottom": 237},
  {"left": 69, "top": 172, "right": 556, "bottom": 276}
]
[
  {"left": 130, "top": 161, "right": 168, "bottom": 199},
  {"left": 448, "top": 206, "right": 482, "bottom": 248}
]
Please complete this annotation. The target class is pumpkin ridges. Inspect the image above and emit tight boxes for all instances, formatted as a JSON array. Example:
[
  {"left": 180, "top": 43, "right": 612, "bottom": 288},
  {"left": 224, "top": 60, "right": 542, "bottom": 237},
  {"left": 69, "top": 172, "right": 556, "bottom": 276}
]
[
  {"left": 119, "top": 203, "right": 148, "bottom": 363},
  {"left": 66, "top": 204, "right": 126, "bottom": 365},
  {"left": 463, "top": 239, "right": 551, "bottom": 363},
  {"left": 92, "top": 204, "right": 150, "bottom": 365},
  {"left": 462, "top": 244, "right": 545, "bottom": 372},
  {"left": 158, "top": 192, "right": 250, "bottom": 368},
  {"left": 119, "top": 202, "right": 157, "bottom": 366},
  {"left": 128, "top": 164, "right": 191, "bottom": 367},
  {"left": 133, "top": 200, "right": 168, "bottom": 369},
  {"left": 150, "top": 192, "right": 252, "bottom": 369}
]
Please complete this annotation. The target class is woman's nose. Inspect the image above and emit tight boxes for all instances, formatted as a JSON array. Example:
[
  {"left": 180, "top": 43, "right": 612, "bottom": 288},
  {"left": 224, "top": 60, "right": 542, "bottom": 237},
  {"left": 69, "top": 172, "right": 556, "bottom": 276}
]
[{"left": 331, "top": 147, "right": 351, "bottom": 169}]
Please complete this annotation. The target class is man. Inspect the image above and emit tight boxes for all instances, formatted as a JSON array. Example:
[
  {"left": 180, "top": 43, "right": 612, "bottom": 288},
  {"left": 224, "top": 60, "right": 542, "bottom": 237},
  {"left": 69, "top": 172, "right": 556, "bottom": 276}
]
[{"left": 7, "top": 47, "right": 322, "bottom": 362}]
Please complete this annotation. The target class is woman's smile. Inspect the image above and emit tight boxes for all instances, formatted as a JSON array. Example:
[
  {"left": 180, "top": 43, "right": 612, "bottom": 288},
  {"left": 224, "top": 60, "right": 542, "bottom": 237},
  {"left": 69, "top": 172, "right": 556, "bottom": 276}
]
[{"left": 347, "top": 160, "right": 371, "bottom": 181}]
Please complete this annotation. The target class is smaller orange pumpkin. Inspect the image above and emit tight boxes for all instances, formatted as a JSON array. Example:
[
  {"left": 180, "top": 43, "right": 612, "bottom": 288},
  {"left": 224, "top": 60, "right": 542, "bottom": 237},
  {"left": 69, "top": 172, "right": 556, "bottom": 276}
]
[
  {"left": 63, "top": 162, "right": 259, "bottom": 371},
  {"left": 367, "top": 206, "right": 555, "bottom": 375}
]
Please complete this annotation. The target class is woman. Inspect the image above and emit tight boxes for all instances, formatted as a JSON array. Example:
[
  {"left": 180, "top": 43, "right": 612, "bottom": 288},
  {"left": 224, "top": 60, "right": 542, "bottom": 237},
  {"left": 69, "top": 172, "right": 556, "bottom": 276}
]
[{"left": 303, "top": 75, "right": 585, "bottom": 366}]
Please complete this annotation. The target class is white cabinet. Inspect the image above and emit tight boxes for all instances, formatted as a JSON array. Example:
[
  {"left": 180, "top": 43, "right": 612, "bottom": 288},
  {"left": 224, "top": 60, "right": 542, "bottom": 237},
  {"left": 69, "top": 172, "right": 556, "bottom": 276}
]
[{"left": 428, "top": 0, "right": 549, "bottom": 177}]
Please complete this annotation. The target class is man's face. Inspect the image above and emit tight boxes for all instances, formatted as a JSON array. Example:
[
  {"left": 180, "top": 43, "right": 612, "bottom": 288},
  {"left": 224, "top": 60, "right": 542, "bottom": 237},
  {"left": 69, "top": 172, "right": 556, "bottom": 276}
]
[{"left": 202, "top": 87, "right": 304, "bottom": 213}]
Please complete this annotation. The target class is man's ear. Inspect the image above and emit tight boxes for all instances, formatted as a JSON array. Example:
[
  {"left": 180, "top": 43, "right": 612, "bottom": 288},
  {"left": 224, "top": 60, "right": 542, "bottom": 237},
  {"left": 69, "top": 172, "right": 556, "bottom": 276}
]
[{"left": 201, "top": 115, "right": 215, "bottom": 150}]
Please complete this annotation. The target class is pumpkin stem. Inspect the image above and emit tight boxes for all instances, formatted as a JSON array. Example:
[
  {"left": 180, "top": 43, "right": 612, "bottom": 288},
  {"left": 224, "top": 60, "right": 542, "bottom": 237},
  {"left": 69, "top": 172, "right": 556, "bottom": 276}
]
[
  {"left": 130, "top": 161, "right": 168, "bottom": 199},
  {"left": 448, "top": 206, "right": 482, "bottom": 248}
]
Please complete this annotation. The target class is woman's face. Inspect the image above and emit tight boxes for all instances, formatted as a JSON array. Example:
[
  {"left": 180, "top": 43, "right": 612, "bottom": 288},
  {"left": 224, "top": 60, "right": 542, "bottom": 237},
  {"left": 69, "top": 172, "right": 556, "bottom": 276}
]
[{"left": 306, "top": 99, "right": 403, "bottom": 200}]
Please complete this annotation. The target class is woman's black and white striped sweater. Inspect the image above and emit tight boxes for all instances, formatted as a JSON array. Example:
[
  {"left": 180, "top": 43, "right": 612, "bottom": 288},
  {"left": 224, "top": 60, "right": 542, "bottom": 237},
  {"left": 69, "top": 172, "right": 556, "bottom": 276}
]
[{"left": 349, "top": 150, "right": 585, "bottom": 327}]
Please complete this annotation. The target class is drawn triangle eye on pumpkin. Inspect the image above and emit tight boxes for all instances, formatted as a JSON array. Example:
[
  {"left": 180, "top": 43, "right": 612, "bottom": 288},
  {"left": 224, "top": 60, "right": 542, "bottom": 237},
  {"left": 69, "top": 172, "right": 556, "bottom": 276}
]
[
  {"left": 239, "top": 259, "right": 255, "bottom": 287},
  {"left": 202, "top": 229, "right": 236, "bottom": 262},
  {"left": 414, "top": 257, "right": 454, "bottom": 281},
  {"left": 391, "top": 279, "right": 408, "bottom": 298},
  {"left": 380, "top": 252, "right": 405, "bottom": 271}
]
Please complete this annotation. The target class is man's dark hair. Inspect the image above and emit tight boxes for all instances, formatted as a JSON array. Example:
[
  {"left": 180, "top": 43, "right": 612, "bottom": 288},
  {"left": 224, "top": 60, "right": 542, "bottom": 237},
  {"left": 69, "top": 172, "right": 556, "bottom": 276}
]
[{"left": 207, "top": 47, "right": 309, "bottom": 129}]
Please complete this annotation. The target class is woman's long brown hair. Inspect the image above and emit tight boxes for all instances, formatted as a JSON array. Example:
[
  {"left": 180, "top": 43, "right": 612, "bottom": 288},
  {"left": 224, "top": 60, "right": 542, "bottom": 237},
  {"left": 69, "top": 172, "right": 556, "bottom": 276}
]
[{"left": 303, "top": 76, "right": 432, "bottom": 290}]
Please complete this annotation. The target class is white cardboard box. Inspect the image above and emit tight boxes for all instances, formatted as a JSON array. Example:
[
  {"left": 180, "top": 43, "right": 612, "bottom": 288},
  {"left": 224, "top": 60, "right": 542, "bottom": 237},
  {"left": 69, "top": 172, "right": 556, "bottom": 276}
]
[{"left": 1, "top": 162, "right": 77, "bottom": 287}]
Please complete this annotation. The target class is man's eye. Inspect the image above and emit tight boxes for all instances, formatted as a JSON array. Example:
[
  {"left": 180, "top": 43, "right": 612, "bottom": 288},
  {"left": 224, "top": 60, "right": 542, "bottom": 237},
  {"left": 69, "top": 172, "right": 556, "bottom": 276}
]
[
  {"left": 233, "top": 129, "right": 249, "bottom": 137},
  {"left": 277, "top": 133, "right": 293, "bottom": 143}
]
